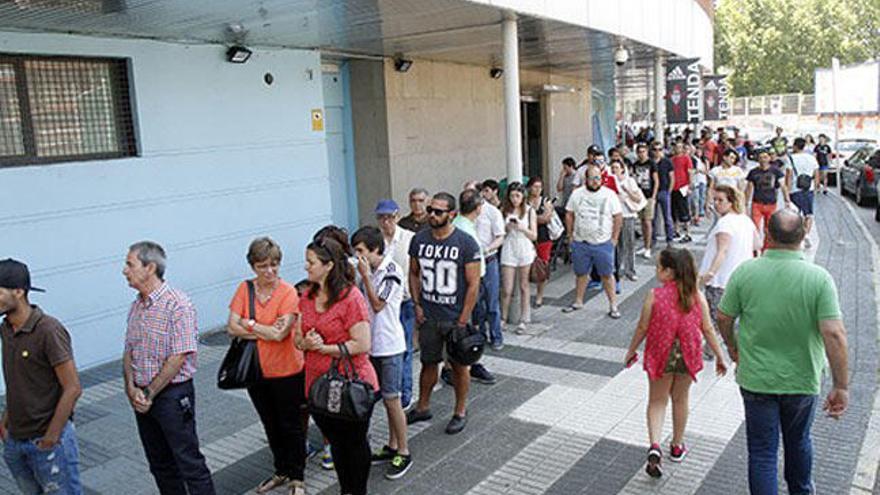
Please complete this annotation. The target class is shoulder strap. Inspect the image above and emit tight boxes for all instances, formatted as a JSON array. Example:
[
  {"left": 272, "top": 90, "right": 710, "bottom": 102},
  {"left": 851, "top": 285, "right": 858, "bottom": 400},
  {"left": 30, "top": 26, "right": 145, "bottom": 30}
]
[{"left": 246, "top": 280, "right": 256, "bottom": 320}]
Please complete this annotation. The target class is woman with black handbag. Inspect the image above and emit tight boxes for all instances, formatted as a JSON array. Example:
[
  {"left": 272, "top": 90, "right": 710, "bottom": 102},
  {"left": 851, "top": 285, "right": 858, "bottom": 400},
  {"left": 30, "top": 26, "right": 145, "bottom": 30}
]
[
  {"left": 226, "top": 237, "right": 306, "bottom": 495},
  {"left": 295, "top": 237, "right": 377, "bottom": 495}
]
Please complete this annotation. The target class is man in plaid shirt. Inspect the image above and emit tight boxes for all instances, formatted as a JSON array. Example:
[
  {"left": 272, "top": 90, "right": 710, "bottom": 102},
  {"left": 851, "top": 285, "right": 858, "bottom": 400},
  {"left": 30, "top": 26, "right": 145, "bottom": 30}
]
[{"left": 123, "top": 241, "right": 215, "bottom": 494}]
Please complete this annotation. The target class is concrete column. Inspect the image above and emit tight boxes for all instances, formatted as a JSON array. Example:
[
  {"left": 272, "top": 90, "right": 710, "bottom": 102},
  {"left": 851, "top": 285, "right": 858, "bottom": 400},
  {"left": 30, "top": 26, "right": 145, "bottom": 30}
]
[
  {"left": 503, "top": 13, "right": 523, "bottom": 183},
  {"left": 653, "top": 53, "right": 665, "bottom": 147}
]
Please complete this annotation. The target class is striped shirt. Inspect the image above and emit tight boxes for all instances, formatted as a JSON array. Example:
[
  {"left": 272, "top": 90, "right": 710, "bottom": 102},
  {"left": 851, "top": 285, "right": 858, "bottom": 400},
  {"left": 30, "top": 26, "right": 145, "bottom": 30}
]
[{"left": 125, "top": 283, "right": 199, "bottom": 387}]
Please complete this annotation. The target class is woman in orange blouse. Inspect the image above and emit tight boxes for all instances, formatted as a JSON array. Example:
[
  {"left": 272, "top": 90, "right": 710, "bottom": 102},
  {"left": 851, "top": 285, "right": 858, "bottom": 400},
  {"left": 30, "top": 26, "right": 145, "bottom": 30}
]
[{"left": 227, "top": 237, "right": 306, "bottom": 495}]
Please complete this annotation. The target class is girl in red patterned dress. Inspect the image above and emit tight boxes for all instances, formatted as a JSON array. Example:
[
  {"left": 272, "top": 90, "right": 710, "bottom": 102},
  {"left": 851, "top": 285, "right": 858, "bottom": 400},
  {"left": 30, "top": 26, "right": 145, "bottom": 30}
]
[{"left": 624, "top": 248, "right": 727, "bottom": 478}]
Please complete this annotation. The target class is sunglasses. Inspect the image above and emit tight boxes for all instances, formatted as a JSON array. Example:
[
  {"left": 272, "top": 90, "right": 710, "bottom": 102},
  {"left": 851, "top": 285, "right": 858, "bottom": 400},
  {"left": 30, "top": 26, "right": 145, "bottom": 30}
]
[
  {"left": 587, "top": 175, "right": 602, "bottom": 181},
  {"left": 426, "top": 206, "right": 450, "bottom": 216}
]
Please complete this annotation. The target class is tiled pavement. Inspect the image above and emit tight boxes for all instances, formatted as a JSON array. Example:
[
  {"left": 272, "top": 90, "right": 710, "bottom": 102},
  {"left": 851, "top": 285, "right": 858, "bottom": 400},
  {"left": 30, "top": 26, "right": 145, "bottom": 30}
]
[{"left": 1, "top": 192, "right": 878, "bottom": 494}]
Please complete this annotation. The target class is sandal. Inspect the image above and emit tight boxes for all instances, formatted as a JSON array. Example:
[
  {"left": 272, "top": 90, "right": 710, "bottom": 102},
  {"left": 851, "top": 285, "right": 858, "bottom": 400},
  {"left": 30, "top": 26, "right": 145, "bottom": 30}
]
[
  {"left": 608, "top": 308, "right": 622, "bottom": 319},
  {"left": 561, "top": 304, "right": 583, "bottom": 313},
  {"left": 256, "top": 474, "right": 291, "bottom": 493},
  {"left": 288, "top": 480, "right": 306, "bottom": 495}
]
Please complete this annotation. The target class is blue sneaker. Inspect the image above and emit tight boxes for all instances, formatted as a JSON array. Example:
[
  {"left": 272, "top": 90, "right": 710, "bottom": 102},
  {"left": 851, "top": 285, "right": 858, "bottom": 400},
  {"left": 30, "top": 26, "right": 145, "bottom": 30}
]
[
  {"left": 587, "top": 280, "right": 601, "bottom": 290},
  {"left": 321, "top": 445, "right": 334, "bottom": 470},
  {"left": 615, "top": 281, "right": 621, "bottom": 294}
]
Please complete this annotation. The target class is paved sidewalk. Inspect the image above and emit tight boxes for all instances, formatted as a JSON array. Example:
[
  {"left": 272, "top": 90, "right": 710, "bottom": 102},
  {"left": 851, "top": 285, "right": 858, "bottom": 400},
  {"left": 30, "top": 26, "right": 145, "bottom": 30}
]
[{"left": 0, "top": 193, "right": 876, "bottom": 494}]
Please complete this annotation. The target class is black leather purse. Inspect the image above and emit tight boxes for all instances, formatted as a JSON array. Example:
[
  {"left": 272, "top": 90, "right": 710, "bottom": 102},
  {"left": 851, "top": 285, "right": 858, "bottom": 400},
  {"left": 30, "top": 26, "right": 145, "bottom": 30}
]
[
  {"left": 217, "top": 281, "right": 263, "bottom": 389},
  {"left": 308, "top": 343, "right": 375, "bottom": 422},
  {"left": 446, "top": 322, "right": 486, "bottom": 366}
]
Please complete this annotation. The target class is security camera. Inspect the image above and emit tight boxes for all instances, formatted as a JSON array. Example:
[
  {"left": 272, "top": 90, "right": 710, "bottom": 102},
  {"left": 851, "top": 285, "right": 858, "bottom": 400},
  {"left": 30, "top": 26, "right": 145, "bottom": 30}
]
[{"left": 614, "top": 46, "right": 629, "bottom": 66}]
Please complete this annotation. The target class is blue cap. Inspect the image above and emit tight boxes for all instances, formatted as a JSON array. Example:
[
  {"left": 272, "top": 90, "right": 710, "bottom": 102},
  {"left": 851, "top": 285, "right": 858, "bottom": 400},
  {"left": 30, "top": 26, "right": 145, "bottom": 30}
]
[{"left": 374, "top": 199, "right": 400, "bottom": 215}]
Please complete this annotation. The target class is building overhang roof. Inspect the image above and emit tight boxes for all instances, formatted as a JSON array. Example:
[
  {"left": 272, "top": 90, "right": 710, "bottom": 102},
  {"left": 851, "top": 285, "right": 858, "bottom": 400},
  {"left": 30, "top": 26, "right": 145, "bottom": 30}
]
[{"left": 0, "top": 0, "right": 712, "bottom": 80}]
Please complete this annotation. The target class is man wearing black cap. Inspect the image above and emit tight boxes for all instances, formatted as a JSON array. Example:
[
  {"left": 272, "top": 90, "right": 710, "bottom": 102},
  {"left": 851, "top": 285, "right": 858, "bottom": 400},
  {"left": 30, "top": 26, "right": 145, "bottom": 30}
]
[{"left": 0, "top": 259, "right": 83, "bottom": 493}]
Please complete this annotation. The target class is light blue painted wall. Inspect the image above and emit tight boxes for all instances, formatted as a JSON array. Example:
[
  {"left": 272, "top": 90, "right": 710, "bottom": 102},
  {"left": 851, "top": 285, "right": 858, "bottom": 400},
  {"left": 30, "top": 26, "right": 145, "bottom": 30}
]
[
  {"left": 0, "top": 32, "right": 333, "bottom": 373},
  {"left": 322, "top": 66, "right": 358, "bottom": 232}
]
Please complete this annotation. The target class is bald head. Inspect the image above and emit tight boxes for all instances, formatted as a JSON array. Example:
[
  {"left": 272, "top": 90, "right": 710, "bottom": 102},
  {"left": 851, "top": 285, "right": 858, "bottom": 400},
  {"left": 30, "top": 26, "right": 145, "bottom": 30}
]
[{"left": 768, "top": 208, "right": 806, "bottom": 248}]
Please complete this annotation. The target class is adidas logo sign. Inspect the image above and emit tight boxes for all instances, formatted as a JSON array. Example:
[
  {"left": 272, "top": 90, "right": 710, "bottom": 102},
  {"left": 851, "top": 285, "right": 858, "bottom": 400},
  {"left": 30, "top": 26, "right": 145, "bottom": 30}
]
[
  {"left": 667, "top": 66, "right": 686, "bottom": 81},
  {"left": 705, "top": 80, "right": 718, "bottom": 90}
]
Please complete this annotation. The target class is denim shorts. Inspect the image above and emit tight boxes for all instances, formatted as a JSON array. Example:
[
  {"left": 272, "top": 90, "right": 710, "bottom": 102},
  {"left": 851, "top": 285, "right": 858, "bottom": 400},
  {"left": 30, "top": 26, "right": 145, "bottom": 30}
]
[
  {"left": 790, "top": 190, "right": 814, "bottom": 216},
  {"left": 571, "top": 240, "right": 615, "bottom": 276},
  {"left": 3, "top": 421, "right": 82, "bottom": 495},
  {"left": 370, "top": 354, "right": 404, "bottom": 400}
]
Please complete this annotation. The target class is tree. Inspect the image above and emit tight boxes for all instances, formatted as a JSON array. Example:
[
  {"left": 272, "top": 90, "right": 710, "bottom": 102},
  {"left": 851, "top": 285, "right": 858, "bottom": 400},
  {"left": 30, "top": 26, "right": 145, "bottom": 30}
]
[{"left": 715, "top": 0, "right": 880, "bottom": 96}]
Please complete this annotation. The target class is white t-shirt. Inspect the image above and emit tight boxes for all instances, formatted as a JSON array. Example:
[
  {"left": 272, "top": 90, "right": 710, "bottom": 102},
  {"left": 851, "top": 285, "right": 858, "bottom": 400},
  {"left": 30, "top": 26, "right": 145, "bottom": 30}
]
[
  {"left": 709, "top": 165, "right": 746, "bottom": 189},
  {"left": 790, "top": 152, "right": 820, "bottom": 192},
  {"left": 617, "top": 176, "right": 640, "bottom": 218},
  {"left": 692, "top": 159, "right": 708, "bottom": 186},
  {"left": 384, "top": 226, "right": 414, "bottom": 300},
  {"left": 565, "top": 186, "right": 622, "bottom": 244},
  {"left": 699, "top": 213, "right": 756, "bottom": 289},
  {"left": 475, "top": 202, "right": 506, "bottom": 256},
  {"left": 366, "top": 257, "right": 406, "bottom": 357}
]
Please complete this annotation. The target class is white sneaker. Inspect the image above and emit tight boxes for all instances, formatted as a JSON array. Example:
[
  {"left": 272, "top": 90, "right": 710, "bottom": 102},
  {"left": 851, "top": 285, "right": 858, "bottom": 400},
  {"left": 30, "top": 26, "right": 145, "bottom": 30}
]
[
  {"left": 635, "top": 247, "right": 646, "bottom": 255},
  {"left": 515, "top": 322, "right": 527, "bottom": 335},
  {"left": 640, "top": 249, "right": 652, "bottom": 259}
]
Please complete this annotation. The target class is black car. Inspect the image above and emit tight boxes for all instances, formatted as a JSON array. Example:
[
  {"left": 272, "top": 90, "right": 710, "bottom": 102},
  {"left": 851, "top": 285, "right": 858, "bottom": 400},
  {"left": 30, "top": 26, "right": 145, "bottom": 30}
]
[{"left": 840, "top": 145, "right": 879, "bottom": 206}]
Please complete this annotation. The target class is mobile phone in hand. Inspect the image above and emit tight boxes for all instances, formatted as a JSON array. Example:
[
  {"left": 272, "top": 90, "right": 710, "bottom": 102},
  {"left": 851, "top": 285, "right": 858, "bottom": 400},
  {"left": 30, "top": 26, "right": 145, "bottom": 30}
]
[{"left": 626, "top": 352, "right": 639, "bottom": 368}]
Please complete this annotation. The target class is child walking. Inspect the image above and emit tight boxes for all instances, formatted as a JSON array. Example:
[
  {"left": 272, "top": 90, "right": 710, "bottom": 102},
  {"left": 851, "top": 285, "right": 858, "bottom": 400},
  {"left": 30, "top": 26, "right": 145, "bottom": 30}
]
[{"left": 624, "top": 247, "right": 727, "bottom": 478}]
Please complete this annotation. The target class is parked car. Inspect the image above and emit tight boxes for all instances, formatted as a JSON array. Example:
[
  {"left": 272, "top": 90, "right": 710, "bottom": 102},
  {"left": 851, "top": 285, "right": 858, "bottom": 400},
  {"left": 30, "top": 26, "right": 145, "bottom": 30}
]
[
  {"left": 837, "top": 138, "right": 878, "bottom": 164},
  {"left": 840, "top": 144, "right": 879, "bottom": 206}
]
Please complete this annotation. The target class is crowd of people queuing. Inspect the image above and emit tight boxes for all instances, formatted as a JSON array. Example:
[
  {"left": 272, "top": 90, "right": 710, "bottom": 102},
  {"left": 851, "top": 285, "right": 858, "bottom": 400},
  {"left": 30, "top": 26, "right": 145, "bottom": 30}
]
[{"left": 0, "top": 124, "right": 851, "bottom": 495}]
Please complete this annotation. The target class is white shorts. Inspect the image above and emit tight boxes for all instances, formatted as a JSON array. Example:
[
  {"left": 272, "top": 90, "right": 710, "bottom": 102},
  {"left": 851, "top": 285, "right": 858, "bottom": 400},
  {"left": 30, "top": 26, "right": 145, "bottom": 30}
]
[{"left": 501, "top": 238, "right": 536, "bottom": 267}]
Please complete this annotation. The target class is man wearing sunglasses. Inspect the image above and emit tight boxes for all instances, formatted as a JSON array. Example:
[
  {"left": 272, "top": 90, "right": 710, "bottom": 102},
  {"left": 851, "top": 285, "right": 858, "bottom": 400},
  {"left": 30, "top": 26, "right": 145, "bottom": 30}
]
[
  {"left": 406, "top": 193, "right": 482, "bottom": 435},
  {"left": 564, "top": 165, "right": 624, "bottom": 319}
]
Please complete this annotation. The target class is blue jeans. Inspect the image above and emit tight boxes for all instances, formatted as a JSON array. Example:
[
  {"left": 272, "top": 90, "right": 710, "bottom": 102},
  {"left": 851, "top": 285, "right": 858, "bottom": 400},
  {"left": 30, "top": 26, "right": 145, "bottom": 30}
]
[
  {"left": 741, "top": 388, "right": 818, "bottom": 495},
  {"left": 690, "top": 182, "right": 707, "bottom": 217},
  {"left": 652, "top": 190, "right": 674, "bottom": 242},
  {"left": 398, "top": 299, "right": 416, "bottom": 406},
  {"left": 3, "top": 420, "right": 82, "bottom": 494},
  {"left": 473, "top": 256, "right": 502, "bottom": 346}
]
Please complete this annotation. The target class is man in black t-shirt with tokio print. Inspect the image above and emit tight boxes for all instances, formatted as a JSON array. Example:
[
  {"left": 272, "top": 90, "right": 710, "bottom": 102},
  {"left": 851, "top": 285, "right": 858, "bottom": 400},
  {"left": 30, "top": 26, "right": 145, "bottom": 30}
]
[{"left": 405, "top": 192, "right": 481, "bottom": 435}]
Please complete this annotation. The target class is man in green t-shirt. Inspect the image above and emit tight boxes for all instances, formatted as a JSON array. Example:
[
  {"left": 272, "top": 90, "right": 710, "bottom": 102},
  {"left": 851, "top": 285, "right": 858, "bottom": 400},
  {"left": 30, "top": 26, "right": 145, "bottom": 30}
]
[{"left": 716, "top": 208, "right": 848, "bottom": 494}]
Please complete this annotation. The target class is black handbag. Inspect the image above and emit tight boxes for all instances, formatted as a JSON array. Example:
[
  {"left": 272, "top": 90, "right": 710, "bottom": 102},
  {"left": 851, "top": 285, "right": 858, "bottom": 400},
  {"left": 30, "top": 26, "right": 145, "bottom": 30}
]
[
  {"left": 446, "top": 322, "right": 486, "bottom": 366},
  {"left": 217, "top": 281, "right": 263, "bottom": 389},
  {"left": 308, "top": 343, "right": 376, "bottom": 422},
  {"left": 790, "top": 155, "right": 813, "bottom": 190}
]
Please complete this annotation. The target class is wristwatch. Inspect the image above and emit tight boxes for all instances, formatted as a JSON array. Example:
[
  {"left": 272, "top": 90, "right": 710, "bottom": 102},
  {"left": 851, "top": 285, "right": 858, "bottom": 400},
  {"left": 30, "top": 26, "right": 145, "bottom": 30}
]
[{"left": 247, "top": 319, "right": 256, "bottom": 332}]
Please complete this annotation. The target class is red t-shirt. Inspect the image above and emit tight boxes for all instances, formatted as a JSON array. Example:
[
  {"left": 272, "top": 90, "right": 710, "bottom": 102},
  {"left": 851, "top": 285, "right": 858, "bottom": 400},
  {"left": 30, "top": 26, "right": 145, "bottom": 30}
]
[
  {"left": 601, "top": 169, "right": 619, "bottom": 193},
  {"left": 229, "top": 279, "right": 303, "bottom": 378},
  {"left": 671, "top": 155, "right": 691, "bottom": 191},
  {"left": 299, "top": 286, "right": 378, "bottom": 397},
  {"left": 702, "top": 140, "right": 720, "bottom": 166}
]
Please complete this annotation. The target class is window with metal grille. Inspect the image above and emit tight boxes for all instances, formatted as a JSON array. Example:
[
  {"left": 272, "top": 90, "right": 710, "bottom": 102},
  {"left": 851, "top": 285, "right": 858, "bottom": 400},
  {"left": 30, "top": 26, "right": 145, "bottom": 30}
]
[{"left": 0, "top": 54, "right": 136, "bottom": 167}]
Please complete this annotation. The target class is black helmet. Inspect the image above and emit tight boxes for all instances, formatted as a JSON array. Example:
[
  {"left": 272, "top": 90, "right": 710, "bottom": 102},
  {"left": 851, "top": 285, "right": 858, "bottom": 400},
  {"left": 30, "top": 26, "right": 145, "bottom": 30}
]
[{"left": 446, "top": 324, "right": 485, "bottom": 366}]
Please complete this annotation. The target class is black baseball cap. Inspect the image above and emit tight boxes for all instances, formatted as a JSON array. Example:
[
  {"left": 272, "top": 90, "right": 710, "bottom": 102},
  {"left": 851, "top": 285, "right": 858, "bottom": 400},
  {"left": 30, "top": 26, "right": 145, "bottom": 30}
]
[
  {"left": 0, "top": 259, "right": 45, "bottom": 293},
  {"left": 587, "top": 144, "right": 603, "bottom": 156}
]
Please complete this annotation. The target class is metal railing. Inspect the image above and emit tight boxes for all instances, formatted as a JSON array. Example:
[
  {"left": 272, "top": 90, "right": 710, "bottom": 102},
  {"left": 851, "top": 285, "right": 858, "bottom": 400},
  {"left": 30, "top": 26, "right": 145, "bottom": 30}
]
[{"left": 731, "top": 93, "right": 816, "bottom": 116}]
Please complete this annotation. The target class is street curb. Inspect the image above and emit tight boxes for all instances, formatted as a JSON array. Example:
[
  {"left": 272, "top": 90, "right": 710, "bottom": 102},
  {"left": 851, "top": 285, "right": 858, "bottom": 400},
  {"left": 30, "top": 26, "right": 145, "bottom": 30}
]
[{"left": 836, "top": 195, "right": 880, "bottom": 495}]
